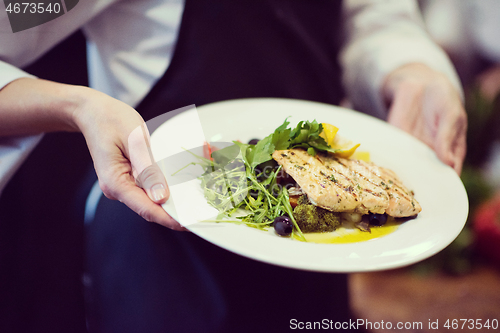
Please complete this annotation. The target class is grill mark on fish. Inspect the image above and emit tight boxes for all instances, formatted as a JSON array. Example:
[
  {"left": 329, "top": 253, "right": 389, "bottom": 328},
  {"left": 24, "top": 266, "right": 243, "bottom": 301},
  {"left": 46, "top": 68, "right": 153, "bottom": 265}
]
[
  {"left": 272, "top": 149, "right": 421, "bottom": 217},
  {"left": 339, "top": 158, "right": 421, "bottom": 216},
  {"left": 320, "top": 170, "right": 358, "bottom": 198},
  {"left": 350, "top": 160, "right": 417, "bottom": 210},
  {"left": 326, "top": 161, "right": 384, "bottom": 200},
  {"left": 319, "top": 155, "right": 389, "bottom": 214},
  {"left": 336, "top": 159, "right": 386, "bottom": 190},
  {"left": 379, "top": 167, "right": 413, "bottom": 196},
  {"left": 278, "top": 150, "right": 360, "bottom": 212}
]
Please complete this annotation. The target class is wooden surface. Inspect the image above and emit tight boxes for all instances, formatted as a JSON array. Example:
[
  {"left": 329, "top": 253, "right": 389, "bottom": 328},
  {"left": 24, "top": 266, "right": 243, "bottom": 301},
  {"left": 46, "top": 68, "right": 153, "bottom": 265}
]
[{"left": 349, "top": 266, "right": 500, "bottom": 332}]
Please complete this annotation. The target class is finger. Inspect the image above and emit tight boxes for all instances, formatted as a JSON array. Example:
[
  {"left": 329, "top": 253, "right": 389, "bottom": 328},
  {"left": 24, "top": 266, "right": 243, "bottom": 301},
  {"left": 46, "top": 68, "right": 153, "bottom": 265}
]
[
  {"left": 117, "top": 182, "right": 186, "bottom": 231},
  {"left": 127, "top": 123, "right": 171, "bottom": 203},
  {"left": 451, "top": 116, "right": 467, "bottom": 175},
  {"left": 435, "top": 110, "right": 467, "bottom": 174},
  {"left": 137, "top": 163, "right": 170, "bottom": 204},
  {"left": 434, "top": 120, "right": 456, "bottom": 169},
  {"left": 452, "top": 133, "right": 466, "bottom": 175}
]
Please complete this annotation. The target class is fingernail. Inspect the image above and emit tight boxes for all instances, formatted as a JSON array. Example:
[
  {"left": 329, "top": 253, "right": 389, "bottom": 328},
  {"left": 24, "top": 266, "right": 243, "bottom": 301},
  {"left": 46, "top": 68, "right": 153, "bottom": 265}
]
[{"left": 151, "top": 184, "right": 166, "bottom": 201}]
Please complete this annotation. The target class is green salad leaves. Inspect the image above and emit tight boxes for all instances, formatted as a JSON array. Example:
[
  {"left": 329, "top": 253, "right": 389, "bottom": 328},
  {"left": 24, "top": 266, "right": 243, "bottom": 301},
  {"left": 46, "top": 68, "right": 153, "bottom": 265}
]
[{"left": 187, "top": 119, "right": 337, "bottom": 241}]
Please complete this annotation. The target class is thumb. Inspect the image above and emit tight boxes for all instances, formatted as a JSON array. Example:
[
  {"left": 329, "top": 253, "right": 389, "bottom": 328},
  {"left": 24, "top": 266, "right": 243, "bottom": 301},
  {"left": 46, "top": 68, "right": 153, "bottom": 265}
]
[
  {"left": 137, "top": 163, "right": 170, "bottom": 204},
  {"left": 127, "top": 122, "right": 170, "bottom": 203}
]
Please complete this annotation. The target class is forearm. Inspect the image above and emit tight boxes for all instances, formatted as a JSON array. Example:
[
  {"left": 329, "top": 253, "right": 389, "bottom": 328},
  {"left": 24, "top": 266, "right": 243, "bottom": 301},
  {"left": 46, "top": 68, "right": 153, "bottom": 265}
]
[{"left": 0, "top": 77, "right": 86, "bottom": 136}]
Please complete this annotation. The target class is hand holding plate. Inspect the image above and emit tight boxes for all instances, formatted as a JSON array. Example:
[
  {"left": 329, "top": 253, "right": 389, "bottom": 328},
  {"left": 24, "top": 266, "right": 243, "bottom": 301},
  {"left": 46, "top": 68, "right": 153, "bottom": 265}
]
[{"left": 384, "top": 63, "right": 467, "bottom": 175}]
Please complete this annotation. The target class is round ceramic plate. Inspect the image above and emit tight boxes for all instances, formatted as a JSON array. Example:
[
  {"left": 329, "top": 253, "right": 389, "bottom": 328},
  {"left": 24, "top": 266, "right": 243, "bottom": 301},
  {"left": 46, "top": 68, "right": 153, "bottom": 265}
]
[{"left": 150, "top": 98, "right": 469, "bottom": 273}]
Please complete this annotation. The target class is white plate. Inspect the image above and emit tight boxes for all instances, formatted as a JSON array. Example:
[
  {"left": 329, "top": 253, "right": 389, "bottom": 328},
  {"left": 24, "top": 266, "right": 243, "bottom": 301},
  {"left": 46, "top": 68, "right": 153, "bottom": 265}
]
[{"left": 150, "top": 98, "right": 469, "bottom": 273}]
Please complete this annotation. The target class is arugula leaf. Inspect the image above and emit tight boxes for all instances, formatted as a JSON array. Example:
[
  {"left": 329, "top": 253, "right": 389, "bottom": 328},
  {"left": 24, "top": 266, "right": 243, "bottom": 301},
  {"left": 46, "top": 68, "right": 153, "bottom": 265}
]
[
  {"left": 271, "top": 127, "right": 291, "bottom": 151},
  {"left": 275, "top": 118, "right": 290, "bottom": 132},
  {"left": 250, "top": 134, "right": 275, "bottom": 169},
  {"left": 211, "top": 144, "right": 241, "bottom": 167},
  {"left": 242, "top": 118, "right": 290, "bottom": 169},
  {"left": 233, "top": 141, "right": 250, "bottom": 165}
]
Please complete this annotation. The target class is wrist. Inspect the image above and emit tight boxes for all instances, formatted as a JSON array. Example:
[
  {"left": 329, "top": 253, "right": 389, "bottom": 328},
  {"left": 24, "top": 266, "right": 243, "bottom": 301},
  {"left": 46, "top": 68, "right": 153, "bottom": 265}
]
[
  {"left": 383, "top": 63, "right": 462, "bottom": 108},
  {"left": 69, "top": 85, "right": 146, "bottom": 153},
  {"left": 64, "top": 84, "right": 103, "bottom": 133}
]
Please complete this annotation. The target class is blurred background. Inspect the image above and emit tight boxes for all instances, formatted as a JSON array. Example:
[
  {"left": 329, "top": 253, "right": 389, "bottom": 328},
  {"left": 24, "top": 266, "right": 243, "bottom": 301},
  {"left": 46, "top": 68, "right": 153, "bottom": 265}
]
[
  {"left": 351, "top": 1, "right": 500, "bottom": 331},
  {"left": 1, "top": 1, "right": 500, "bottom": 332}
]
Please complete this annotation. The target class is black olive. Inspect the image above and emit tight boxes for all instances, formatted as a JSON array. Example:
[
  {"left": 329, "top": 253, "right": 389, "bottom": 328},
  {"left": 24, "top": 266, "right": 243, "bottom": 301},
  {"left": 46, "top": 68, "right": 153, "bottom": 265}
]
[
  {"left": 248, "top": 138, "right": 260, "bottom": 145},
  {"left": 368, "top": 213, "right": 387, "bottom": 226},
  {"left": 274, "top": 216, "right": 293, "bottom": 236}
]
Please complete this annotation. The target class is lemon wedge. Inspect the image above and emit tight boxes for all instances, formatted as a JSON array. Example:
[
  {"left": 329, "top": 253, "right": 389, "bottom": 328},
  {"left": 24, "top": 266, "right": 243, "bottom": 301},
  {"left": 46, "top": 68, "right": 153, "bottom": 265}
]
[
  {"left": 319, "top": 123, "right": 339, "bottom": 146},
  {"left": 332, "top": 137, "right": 360, "bottom": 158},
  {"left": 320, "top": 123, "right": 360, "bottom": 158},
  {"left": 351, "top": 150, "right": 371, "bottom": 162}
]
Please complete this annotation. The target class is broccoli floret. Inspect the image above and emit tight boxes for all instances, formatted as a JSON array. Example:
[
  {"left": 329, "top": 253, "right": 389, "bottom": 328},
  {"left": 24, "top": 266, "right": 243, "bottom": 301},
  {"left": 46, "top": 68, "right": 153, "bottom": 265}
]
[
  {"left": 296, "top": 195, "right": 310, "bottom": 206},
  {"left": 293, "top": 195, "right": 341, "bottom": 233}
]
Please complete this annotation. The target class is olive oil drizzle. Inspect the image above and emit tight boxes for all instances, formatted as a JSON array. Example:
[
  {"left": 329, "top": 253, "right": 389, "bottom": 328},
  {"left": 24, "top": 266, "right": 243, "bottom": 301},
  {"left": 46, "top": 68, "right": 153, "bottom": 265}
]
[{"left": 293, "top": 219, "right": 400, "bottom": 244}]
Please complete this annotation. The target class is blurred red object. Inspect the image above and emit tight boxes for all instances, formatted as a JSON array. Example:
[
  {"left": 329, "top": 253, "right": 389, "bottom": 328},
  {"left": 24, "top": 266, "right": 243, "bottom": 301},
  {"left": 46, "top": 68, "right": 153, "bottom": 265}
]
[
  {"left": 472, "top": 193, "right": 500, "bottom": 267},
  {"left": 203, "top": 141, "right": 219, "bottom": 161}
]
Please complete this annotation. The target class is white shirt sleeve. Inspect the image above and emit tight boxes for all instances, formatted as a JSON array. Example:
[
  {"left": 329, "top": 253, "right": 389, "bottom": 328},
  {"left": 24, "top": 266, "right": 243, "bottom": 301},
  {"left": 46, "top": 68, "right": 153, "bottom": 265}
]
[
  {"left": 0, "top": 61, "right": 35, "bottom": 90},
  {"left": 0, "top": 0, "right": 184, "bottom": 195},
  {"left": 0, "top": 62, "right": 42, "bottom": 196},
  {"left": 340, "top": 0, "right": 463, "bottom": 119},
  {"left": 0, "top": 0, "right": 117, "bottom": 196},
  {"left": 84, "top": 0, "right": 184, "bottom": 107}
]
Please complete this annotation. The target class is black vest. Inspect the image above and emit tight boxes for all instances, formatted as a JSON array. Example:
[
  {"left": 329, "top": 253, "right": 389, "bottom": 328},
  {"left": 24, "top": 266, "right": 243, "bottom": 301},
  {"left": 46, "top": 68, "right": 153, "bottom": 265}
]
[{"left": 137, "top": 0, "right": 344, "bottom": 120}]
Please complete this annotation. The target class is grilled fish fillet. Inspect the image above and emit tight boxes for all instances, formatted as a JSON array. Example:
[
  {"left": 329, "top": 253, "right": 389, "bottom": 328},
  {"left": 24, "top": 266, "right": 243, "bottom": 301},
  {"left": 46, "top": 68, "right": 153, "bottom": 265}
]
[{"left": 272, "top": 149, "right": 421, "bottom": 217}]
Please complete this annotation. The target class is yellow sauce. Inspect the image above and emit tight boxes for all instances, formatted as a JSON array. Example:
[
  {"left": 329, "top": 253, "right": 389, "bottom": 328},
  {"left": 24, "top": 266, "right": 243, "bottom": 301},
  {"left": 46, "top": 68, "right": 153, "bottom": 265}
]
[{"left": 294, "top": 220, "right": 400, "bottom": 244}]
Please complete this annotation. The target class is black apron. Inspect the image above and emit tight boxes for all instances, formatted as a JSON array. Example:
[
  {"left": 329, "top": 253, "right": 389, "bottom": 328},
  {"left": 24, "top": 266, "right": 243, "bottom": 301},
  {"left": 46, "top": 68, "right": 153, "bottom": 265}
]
[
  {"left": 86, "top": 1, "right": 356, "bottom": 332},
  {"left": 137, "top": 0, "right": 344, "bottom": 118}
]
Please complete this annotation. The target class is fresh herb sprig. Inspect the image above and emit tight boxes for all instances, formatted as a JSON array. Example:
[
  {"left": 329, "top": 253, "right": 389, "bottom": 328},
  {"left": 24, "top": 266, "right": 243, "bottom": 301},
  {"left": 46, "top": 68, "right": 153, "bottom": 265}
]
[{"left": 237, "top": 119, "right": 339, "bottom": 170}]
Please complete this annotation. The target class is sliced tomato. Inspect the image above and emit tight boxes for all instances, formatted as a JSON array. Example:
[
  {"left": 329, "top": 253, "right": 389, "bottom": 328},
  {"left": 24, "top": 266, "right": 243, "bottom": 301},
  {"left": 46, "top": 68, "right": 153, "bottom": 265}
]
[{"left": 203, "top": 141, "right": 219, "bottom": 161}]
